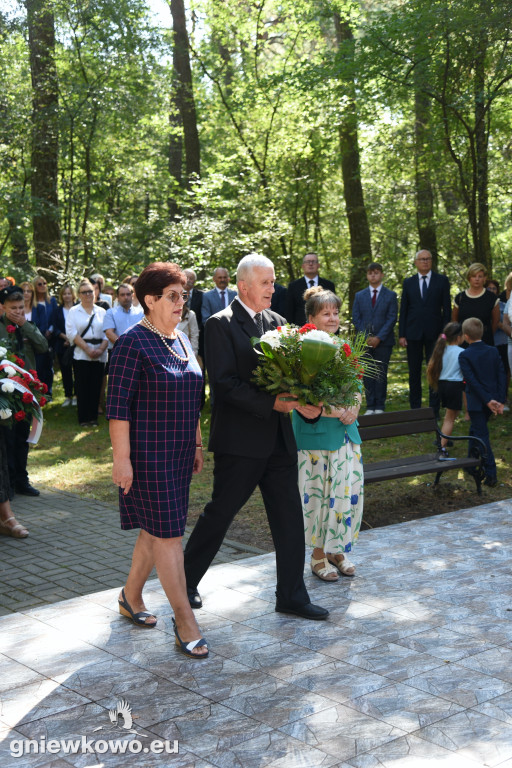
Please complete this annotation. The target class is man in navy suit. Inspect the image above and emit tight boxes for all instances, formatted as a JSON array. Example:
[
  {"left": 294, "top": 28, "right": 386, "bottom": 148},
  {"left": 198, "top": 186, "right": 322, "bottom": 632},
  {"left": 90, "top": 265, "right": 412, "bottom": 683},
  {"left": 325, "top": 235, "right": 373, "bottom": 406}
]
[
  {"left": 286, "top": 253, "right": 335, "bottom": 325},
  {"left": 201, "top": 267, "right": 237, "bottom": 325},
  {"left": 398, "top": 250, "right": 451, "bottom": 414},
  {"left": 459, "top": 317, "right": 506, "bottom": 486},
  {"left": 352, "top": 263, "right": 398, "bottom": 414}
]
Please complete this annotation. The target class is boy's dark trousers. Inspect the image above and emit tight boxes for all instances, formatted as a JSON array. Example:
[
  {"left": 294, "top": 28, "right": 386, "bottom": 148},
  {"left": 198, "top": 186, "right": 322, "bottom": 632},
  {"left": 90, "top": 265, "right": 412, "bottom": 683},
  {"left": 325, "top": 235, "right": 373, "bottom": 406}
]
[{"left": 468, "top": 408, "right": 496, "bottom": 480}]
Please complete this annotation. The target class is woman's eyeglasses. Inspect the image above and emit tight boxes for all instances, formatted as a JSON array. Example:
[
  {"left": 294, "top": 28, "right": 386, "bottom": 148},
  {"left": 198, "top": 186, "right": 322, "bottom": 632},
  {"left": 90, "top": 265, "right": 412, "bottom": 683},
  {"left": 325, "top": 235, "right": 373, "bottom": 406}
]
[
  {"left": 80, "top": 290, "right": 94, "bottom": 295},
  {"left": 157, "top": 291, "right": 189, "bottom": 304}
]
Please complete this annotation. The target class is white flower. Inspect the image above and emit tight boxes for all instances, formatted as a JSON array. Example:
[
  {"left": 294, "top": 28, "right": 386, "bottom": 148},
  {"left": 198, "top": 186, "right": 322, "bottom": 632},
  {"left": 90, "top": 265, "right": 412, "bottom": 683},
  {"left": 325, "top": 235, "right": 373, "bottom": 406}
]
[
  {"left": 3, "top": 366, "right": 16, "bottom": 377},
  {"left": 0, "top": 408, "right": 12, "bottom": 419},
  {"left": 302, "top": 329, "right": 334, "bottom": 344},
  {"left": 0, "top": 347, "right": 7, "bottom": 358},
  {"left": 1, "top": 380, "right": 15, "bottom": 392},
  {"left": 260, "top": 330, "right": 282, "bottom": 349}
]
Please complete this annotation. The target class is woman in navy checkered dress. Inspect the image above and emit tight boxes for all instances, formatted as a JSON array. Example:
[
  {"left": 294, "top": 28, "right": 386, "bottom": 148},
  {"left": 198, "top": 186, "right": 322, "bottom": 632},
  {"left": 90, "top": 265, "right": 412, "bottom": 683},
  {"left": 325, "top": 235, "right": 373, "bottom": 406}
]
[{"left": 107, "top": 262, "right": 208, "bottom": 658}]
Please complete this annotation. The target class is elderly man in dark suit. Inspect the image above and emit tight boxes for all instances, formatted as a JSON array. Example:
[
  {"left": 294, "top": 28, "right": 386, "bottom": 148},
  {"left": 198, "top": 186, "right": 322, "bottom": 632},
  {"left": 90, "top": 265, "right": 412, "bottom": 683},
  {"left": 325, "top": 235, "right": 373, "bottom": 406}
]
[
  {"left": 201, "top": 267, "right": 237, "bottom": 324},
  {"left": 184, "top": 253, "right": 328, "bottom": 621},
  {"left": 286, "top": 253, "right": 335, "bottom": 326},
  {"left": 352, "top": 262, "right": 398, "bottom": 414},
  {"left": 399, "top": 250, "right": 451, "bottom": 414}
]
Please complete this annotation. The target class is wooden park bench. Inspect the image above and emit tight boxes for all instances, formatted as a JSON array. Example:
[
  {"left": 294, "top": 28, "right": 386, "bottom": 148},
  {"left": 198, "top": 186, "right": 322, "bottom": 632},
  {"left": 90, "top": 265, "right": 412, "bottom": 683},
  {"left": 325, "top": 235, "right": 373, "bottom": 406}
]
[{"left": 357, "top": 407, "right": 486, "bottom": 495}]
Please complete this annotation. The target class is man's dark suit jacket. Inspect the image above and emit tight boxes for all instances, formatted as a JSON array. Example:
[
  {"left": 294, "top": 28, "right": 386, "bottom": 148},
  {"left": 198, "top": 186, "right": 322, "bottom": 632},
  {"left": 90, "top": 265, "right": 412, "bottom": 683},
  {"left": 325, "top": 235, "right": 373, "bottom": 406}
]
[
  {"left": 398, "top": 271, "right": 451, "bottom": 341},
  {"left": 352, "top": 286, "right": 398, "bottom": 346},
  {"left": 459, "top": 342, "right": 507, "bottom": 412},
  {"left": 270, "top": 283, "right": 287, "bottom": 318},
  {"left": 286, "top": 276, "right": 336, "bottom": 326},
  {"left": 205, "top": 300, "right": 296, "bottom": 458}
]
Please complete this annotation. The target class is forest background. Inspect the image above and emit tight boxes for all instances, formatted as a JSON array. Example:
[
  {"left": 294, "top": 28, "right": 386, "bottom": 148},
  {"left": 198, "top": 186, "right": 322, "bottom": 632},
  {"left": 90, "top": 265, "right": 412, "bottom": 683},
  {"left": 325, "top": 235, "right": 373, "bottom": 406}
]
[{"left": 1, "top": 0, "right": 512, "bottom": 309}]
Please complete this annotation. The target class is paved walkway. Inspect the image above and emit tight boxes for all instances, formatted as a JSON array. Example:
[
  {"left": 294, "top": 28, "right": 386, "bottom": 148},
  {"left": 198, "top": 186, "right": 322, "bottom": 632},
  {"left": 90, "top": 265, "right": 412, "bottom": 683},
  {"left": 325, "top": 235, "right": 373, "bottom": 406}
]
[
  {"left": 2, "top": 497, "right": 512, "bottom": 767},
  {"left": 0, "top": 489, "right": 266, "bottom": 616}
]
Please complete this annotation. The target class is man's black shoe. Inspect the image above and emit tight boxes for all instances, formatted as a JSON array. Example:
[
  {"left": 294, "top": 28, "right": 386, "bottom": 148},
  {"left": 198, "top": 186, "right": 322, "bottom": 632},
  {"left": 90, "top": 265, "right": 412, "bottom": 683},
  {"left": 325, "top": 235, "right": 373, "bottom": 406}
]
[
  {"left": 15, "top": 483, "right": 40, "bottom": 497},
  {"left": 484, "top": 476, "right": 498, "bottom": 487},
  {"left": 187, "top": 587, "right": 202, "bottom": 609},
  {"left": 275, "top": 602, "right": 329, "bottom": 620}
]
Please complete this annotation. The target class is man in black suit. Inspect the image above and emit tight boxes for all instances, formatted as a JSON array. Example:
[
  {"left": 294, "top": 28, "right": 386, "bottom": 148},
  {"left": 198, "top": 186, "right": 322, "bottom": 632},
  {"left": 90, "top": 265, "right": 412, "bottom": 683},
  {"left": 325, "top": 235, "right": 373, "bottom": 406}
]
[
  {"left": 398, "top": 250, "right": 451, "bottom": 413},
  {"left": 286, "top": 253, "right": 336, "bottom": 325},
  {"left": 184, "top": 253, "right": 329, "bottom": 621}
]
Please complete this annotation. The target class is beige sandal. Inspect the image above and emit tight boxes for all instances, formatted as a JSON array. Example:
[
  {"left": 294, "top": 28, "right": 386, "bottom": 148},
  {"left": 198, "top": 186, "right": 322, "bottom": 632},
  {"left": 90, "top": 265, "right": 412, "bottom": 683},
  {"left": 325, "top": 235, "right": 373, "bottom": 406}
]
[
  {"left": 327, "top": 554, "right": 355, "bottom": 577},
  {"left": 0, "top": 516, "right": 29, "bottom": 538},
  {"left": 311, "top": 556, "right": 339, "bottom": 582}
]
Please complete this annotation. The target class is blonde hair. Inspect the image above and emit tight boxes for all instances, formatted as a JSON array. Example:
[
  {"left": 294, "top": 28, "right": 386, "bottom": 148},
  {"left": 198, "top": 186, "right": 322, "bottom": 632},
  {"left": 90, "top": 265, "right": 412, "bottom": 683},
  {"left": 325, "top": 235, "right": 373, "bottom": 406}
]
[
  {"left": 466, "top": 262, "right": 487, "bottom": 280},
  {"left": 504, "top": 271, "right": 512, "bottom": 292},
  {"left": 304, "top": 285, "right": 341, "bottom": 319},
  {"left": 58, "top": 284, "right": 76, "bottom": 304},
  {"left": 20, "top": 281, "right": 36, "bottom": 309},
  {"left": 462, "top": 317, "right": 484, "bottom": 340}
]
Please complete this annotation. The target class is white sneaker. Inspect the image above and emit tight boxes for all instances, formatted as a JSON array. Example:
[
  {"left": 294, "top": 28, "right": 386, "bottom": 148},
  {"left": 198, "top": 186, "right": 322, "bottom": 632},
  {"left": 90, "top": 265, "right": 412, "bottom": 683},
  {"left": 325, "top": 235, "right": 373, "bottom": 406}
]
[
  {"left": 365, "top": 409, "right": 374, "bottom": 415},
  {"left": 62, "top": 398, "right": 71, "bottom": 407},
  {"left": 503, "top": 404, "right": 510, "bottom": 412},
  {"left": 71, "top": 397, "right": 77, "bottom": 406},
  {"left": 374, "top": 409, "right": 384, "bottom": 414}
]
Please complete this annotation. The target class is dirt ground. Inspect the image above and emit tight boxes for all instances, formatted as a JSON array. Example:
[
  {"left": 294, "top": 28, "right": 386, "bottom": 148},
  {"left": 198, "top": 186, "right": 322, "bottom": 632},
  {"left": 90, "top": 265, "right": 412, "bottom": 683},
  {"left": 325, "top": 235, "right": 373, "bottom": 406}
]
[{"left": 187, "top": 474, "right": 511, "bottom": 553}]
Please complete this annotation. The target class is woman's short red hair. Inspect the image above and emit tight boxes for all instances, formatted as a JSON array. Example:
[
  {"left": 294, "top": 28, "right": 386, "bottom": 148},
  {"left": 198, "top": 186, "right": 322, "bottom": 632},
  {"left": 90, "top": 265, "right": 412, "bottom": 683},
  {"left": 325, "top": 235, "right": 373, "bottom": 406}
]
[{"left": 135, "top": 262, "right": 186, "bottom": 313}]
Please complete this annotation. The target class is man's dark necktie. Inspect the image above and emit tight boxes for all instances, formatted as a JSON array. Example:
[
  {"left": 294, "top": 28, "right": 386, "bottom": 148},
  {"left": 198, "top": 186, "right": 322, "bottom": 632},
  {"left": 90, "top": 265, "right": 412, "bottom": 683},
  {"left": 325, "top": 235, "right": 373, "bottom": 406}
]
[
  {"left": 308, "top": 280, "right": 315, "bottom": 288},
  {"left": 220, "top": 290, "right": 226, "bottom": 308},
  {"left": 371, "top": 289, "right": 377, "bottom": 308},
  {"left": 254, "top": 312, "right": 263, "bottom": 336},
  {"left": 421, "top": 275, "right": 427, "bottom": 299}
]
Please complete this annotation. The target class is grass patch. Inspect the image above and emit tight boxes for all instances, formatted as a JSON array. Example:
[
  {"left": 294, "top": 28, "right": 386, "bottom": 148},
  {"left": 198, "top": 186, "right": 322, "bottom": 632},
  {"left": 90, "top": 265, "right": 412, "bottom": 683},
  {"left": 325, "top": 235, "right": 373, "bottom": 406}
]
[{"left": 29, "top": 352, "right": 512, "bottom": 550}]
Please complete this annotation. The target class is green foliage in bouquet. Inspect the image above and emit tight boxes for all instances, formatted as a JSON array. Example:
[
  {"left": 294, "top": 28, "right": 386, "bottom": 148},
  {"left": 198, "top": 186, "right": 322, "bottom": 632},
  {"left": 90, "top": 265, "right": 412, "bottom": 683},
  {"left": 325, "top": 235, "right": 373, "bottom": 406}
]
[{"left": 251, "top": 324, "right": 380, "bottom": 411}]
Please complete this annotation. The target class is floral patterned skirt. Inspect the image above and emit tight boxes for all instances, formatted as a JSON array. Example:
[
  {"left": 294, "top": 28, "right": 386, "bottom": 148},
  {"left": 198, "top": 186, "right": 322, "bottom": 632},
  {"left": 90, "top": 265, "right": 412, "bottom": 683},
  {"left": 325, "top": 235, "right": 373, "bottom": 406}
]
[{"left": 298, "top": 439, "right": 364, "bottom": 555}]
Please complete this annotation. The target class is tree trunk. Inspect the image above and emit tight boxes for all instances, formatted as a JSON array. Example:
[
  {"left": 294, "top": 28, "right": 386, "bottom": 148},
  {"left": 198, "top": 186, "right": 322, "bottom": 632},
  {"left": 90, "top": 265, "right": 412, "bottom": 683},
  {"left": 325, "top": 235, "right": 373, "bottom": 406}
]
[
  {"left": 414, "top": 56, "right": 438, "bottom": 268},
  {"left": 168, "top": 73, "right": 183, "bottom": 220},
  {"left": 474, "top": 29, "right": 491, "bottom": 271},
  {"left": 26, "top": 0, "right": 61, "bottom": 271},
  {"left": 333, "top": 14, "right": 372, "bottom": 310},
  {"left": 169, "top": 0, "right": 200, "bottom": 184}
]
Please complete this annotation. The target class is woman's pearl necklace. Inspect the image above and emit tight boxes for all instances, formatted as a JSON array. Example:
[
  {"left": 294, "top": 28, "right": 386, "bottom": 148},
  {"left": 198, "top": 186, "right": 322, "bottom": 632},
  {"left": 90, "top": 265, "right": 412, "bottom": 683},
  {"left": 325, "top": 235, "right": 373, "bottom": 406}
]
[{"left": 141, "top": 316, "right": 190, "bottom": 363}]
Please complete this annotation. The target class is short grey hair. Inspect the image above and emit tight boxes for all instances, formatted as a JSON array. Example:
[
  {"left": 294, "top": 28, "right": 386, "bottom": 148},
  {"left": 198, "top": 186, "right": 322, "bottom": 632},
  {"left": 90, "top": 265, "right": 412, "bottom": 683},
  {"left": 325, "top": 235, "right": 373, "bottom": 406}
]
[
  {"left": 415, "top": 250, "right": 432, "bottom": 260},
  {"left": 236, "top": 253, "right": 274, "bottom": 283},
  {"left": 184, "top": 268, "right": 196, "bottom": 279}
]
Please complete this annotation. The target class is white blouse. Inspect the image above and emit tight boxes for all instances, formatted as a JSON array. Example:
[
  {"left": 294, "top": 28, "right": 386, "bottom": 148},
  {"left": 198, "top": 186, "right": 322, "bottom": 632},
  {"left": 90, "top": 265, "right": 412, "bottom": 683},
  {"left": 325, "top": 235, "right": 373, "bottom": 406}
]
[{"left": 65, "top": 304, "right": 108, "bottom": 362}]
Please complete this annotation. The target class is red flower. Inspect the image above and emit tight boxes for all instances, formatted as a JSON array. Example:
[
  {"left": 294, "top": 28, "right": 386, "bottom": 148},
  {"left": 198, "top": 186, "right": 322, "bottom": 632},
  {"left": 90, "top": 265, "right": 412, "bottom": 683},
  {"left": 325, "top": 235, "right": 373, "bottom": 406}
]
[
  {"left": 41, "top": 383, "right": 48, "bottom": 394},
  {"left": 22, "top": 392, "right": 34, "bottom": 404},
  {"left": 14, "top": 410, "right": 26, "bottom": 422},
  {"left": 343, "top": 343, "right": 352, "bottom": 357},
  {"left": 277, "top": 326, "right": 281, "bottom": 331},
  {"left": 299, "top": 323, "right": 317, "bottom": 334},
  {"left": 6, "top": 325, "right": 16, "bottom": 334},
  {"left": 357, "top": 373, "right": 363, "bottom": 379},
  {"left": 15, "top": 356, "right": 25, "bottom": 368},
  {"left": 39, "top": 396, "right": 47, "bottom": 407},
  {"left": 29, "top": 369, "right": 38, "bottom": 377}
]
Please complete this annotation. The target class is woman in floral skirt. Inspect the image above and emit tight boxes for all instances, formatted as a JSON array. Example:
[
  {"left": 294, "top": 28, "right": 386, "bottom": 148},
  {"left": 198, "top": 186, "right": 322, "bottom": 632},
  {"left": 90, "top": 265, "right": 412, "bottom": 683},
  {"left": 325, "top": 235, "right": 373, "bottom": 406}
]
[{"left": 292, "top": 286, "right": 363, "bottom": 581}]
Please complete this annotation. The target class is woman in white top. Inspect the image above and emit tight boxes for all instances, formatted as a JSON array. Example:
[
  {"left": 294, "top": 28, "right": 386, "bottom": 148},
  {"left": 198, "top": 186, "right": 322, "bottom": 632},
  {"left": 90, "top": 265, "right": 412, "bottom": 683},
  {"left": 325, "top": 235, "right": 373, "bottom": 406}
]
[
  {"left": 66, "top": 279, "right": 108, "bottom": 426},
  {"left": 177, "top": 305, "right": 199, "bottom": 356},
  {"left": 21, "top": 282, "right": 36, "bottom": 321}
]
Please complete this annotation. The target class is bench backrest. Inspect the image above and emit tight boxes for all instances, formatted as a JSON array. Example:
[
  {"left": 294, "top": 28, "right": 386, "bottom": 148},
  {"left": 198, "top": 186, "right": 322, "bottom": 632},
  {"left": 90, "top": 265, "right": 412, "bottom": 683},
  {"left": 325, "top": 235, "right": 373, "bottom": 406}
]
[{"left": 358, "top": 407, "right": 438, "bottom": 442}]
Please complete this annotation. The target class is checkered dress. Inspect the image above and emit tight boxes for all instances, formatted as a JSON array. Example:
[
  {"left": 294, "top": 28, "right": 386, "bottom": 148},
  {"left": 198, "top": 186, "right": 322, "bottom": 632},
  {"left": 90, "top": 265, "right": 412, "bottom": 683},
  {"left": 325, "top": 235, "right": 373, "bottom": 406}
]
[{"left": 106, "top": 324, "right": 203, "bottom": 538}]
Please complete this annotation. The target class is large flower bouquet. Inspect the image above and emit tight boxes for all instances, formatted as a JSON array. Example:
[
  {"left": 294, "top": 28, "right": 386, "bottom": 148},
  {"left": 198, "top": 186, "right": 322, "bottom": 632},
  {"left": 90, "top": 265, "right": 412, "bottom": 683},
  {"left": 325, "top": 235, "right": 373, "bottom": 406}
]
[
  {"left": 252, "top": 323, "right": 378, "bottom": 411},
  {"left": 0, "top": 330, "right": 48, "bottom": 444}
]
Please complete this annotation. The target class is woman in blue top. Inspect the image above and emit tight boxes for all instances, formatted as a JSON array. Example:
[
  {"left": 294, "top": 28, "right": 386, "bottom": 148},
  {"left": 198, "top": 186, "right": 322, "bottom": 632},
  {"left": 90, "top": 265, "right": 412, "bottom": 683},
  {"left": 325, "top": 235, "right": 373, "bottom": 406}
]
[{"left": 293, "top": 286, "right": 363, "bottom": 582}]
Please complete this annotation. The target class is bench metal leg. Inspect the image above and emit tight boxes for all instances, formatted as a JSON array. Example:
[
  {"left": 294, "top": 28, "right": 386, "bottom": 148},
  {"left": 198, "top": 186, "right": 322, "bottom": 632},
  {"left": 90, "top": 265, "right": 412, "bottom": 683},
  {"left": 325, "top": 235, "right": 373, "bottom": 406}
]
[{"left": 434, "top": 471, "right": 442, "bottom": 488}]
